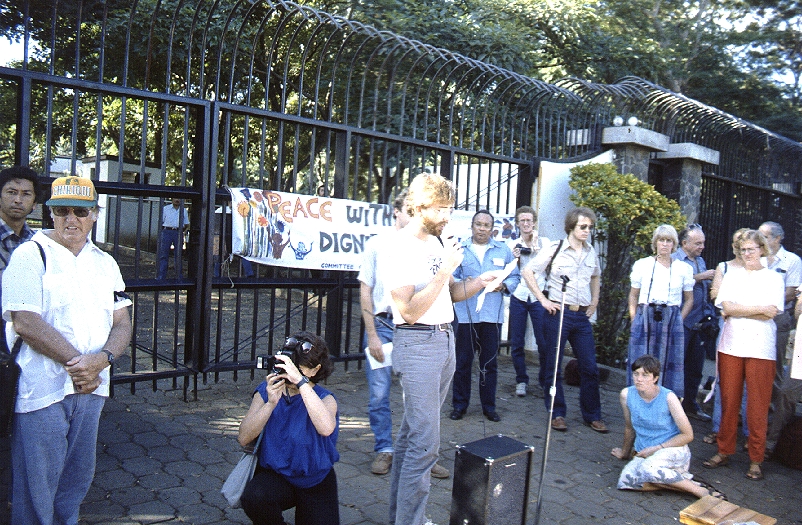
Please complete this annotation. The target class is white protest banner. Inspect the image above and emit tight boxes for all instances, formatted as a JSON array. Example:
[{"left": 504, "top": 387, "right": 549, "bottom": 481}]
[
  {"left": 228, "top": 187, "right": 519, "bottom": 271},
  {"left": 228, "top": 188, "right": 393, "bottom": 271}
]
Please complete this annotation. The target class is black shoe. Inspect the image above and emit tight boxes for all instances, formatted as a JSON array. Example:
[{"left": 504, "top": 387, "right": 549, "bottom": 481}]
[
  {"left": 686, "top": 409, "right": 712, "bottom": 422},
  {"left": 483, "top": 411, "right": 501, "bottom": 422},
  {"left": 449, "top": 409, "right": 465, "bottom": 420}
]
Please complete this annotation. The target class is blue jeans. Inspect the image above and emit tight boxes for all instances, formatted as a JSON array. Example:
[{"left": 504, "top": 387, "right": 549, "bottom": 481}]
[
  {"left": 363, "top": 315, "right": 395, "bottom": 453},
  {"left": 452, "top": 322, "right": 499, "bottom": 413},
  {"left": 711, "top": 380, "right": 749, "bottom": 436},
  {"left": 540, "top": 309, "right": 601, "bottom": 423},
  {"left": 389, "top": 326, "right": 455, "bottom": 525},
  {"left": 157, "top": 228, "right": 183, "bottom": 279},
  {"left": 508, "top": 296, "right": 546, "bottom": 385},
  {"left": 12, "top": 394, "right": 105, "bottom": 525}
]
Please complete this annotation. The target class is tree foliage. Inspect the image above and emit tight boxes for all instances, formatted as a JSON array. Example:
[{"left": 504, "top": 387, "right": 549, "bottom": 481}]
[
  {"left": 313, "top": 0, "right": 802, "bottom": 141},
  {"left": 568, "top": 163, "right": 686, "bottom": 366}
]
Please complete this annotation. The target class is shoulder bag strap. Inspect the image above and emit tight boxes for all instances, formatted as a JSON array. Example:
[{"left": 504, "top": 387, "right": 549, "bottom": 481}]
[{"left": 9, "top": 240, "right": 47, "bottom": 355}]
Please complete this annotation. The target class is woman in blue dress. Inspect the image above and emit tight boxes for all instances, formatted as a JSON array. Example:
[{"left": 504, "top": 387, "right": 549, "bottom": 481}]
[
  {"left": 239, "top": 331, "right": 340, "bottom": 525},
  {"left": 627, "top": 225, "right": 694, "bottom": 397},
  {"left": 611, "top": 355, "right": 723, "bottom": 499}
]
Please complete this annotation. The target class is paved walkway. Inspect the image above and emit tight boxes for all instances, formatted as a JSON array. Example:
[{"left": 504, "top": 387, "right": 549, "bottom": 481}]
[{"left": 1, "top": 352, "right": 800, "bottom": 525}]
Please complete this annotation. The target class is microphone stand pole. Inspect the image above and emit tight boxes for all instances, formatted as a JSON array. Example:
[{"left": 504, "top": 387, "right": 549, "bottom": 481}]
[{"left": 533, "top": 275, "right": 570, "bottom": 525}]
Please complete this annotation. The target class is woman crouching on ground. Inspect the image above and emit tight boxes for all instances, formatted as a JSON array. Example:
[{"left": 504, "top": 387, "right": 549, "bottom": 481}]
[
  {"left": 238, "top": 331, "right": 340, "bottom": 525},
  {"left": 611, "top": 355, "right": 723, "bottom": 499}
]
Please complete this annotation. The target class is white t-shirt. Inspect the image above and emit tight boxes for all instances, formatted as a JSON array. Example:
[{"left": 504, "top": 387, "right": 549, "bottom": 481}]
[
  {"left": 385, "top": 230, "right": 453, "bottom": 325},
  {"left": 2, "top": 231, "right": 132, "bottom": 412},
  {"left": 630, "top": 257, "right": 694, "bottom": 306},
  {"left": 715, "top": 266, "right": 785, "bottom": 360},
  {"left": 357, "top": 230, "right": 399, "bottom": 315}
]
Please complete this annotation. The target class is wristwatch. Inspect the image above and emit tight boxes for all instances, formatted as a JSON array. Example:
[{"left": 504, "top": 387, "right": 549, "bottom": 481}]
[
  {"left": 295, "top": 376, "right": 310, "bottom": 389},
  {"left": 102, "top": 350, "right": 115, "bottom": 366}
]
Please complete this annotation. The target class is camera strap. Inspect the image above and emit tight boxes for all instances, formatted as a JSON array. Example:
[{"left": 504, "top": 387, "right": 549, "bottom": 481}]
[
  {"left": 542, "top": 239, "right": 563, "bottom": 298},
  {"left": 646, "top": 257, "right": 671, "bottom": 305}
]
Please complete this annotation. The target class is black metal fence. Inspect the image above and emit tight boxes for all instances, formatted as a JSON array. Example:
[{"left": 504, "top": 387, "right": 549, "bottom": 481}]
[{"left": 2, "top": 1, "right": 801, "bottom": 393}]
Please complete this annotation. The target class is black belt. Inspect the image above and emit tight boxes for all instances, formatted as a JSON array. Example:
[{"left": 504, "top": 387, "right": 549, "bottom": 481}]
[
  {"left": 396, "top": 323, "right": 452, "bottom": 332},
  {"left": 163, "top": 227, "right": 179, "bottom": 230},
  {"left": 376, "top": 312, "right": 392, "bottom": 319},
  {"left": 565, "top": 305, "right": 589, "bottom": 313}
]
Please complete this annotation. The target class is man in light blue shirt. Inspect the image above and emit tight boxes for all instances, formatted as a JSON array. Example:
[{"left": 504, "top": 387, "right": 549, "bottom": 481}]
[{"left": 450, "top": 210, "right": 519, "bottom": 422}]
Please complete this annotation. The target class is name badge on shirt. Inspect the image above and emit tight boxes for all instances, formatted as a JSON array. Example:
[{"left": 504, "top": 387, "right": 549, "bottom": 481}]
[{"left": 493, "top": 258, "right": 504, "bottom": 267}]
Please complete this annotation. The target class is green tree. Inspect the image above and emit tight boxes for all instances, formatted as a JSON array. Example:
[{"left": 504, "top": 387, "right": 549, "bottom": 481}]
[{"left": 568, "top": 163, "right": 686, "bottom": 366}]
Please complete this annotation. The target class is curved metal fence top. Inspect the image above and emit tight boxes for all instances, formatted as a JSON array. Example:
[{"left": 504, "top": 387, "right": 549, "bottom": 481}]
[
  {"left": 5, "top": 1, "right": 801, "bottom": 177},
  {"left": 559, "top": 76, "right": 802, "bottom": 185},
  {"left": 5, "top": 0, "right": 604, "bottom": 161}
]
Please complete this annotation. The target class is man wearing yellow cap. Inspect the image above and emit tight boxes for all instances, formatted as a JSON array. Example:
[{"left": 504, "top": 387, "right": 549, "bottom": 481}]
[{"left": 2, "top": 176, "right": 132, "bottom": 525}]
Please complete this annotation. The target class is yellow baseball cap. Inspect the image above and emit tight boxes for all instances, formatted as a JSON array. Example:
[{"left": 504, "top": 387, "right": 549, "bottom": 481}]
[{"left": 45, "top": 176, "right": 98, "bottom": 208}]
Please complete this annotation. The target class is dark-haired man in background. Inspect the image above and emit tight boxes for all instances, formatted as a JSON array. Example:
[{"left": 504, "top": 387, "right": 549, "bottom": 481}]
[{"left": 0, "top": 165, "right": 39, "bottom": 353}]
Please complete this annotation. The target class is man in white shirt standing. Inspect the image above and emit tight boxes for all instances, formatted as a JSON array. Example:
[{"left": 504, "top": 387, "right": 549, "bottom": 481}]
[
  {"left": 157, "top": 198, "right": 189, "bottom": 279},
  {"left": 758, "top": 221, "right": 802, "bottom": 387},
  {"left": 358, "top": 189, "right": 448, "bottom": 478},
  {"left": 3, "top": 176, "right": 132, "bottom": 524},
  {"left": 385, "top": 173, "right": 492, "bottom": 525},
  {"left": 506, "top": 205, "right": 550, "bottom": 397}
]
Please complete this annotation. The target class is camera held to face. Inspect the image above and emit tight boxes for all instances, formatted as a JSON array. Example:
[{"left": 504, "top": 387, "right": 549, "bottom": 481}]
[
  {"left": 515, "top": 244, "right": 532, "bottom": 256},
  {"left": 256, "top": 336, "right": 312, "bottom": 376},
  {"left": 256, "top": 348, "right": 298, "bottom": 375}
]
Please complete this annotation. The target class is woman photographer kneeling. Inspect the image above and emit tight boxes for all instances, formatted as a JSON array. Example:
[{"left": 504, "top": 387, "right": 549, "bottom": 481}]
[{"left": 238, "top": 331, "right": 340, "bottom": 525}]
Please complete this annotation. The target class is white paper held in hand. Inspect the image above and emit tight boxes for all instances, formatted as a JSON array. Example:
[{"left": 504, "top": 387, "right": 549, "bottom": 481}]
[
  {"left": 475, "top": 259, "right": 518, "bottom": 312},
  {"left": 365, "top": 342, "right": 393, "bottom": 369}
]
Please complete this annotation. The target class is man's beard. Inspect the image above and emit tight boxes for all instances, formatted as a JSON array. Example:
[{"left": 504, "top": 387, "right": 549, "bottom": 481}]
[{"left": 422, "top": 216, "right": 446, "bottom": 237}]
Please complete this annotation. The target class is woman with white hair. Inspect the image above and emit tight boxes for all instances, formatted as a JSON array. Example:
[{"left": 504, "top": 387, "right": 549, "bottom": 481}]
[{"left": 627, "top": 224, "right": 695, "bottom": 396}]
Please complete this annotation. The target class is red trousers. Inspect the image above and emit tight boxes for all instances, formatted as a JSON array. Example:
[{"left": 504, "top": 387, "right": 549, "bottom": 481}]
[{"left": 717, "top": 352, "right": 774, "bottom": 463}]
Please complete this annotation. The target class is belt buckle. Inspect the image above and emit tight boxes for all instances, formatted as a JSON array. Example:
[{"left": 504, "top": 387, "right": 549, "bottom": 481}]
[
  {"left": 569, "top": 305, "right": 580, "bottom": 312},
  {"left": 437, "top": 323, "right": 450, "bottom": 332}
]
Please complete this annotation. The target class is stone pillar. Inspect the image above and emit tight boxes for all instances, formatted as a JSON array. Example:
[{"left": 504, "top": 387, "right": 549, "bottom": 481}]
[
  {"left": 654, "top": 143, "right": 720, "bottom": 223},
  {"left": 601, "top": 125, "right": 669, "bottom": 182}
]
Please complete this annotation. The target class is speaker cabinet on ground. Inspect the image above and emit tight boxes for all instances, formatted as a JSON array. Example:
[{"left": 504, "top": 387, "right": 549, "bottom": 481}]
[{"left": 449, "top": 434, "right": 534, "bottom": 525}]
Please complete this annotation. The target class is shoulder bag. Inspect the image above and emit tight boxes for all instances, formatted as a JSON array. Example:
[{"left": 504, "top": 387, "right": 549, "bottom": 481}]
[
  {"left": 221, "top": 429, "right": 264, "bottom": 508},
  {"left": 0, "top": 240, "right": 46, "bottom": 437}
]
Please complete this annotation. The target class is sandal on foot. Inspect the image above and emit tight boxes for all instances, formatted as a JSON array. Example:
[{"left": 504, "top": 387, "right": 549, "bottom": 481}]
[
  {"left": 703, "top": 453, "right": 730, "bottom": 469},
  {"left": 703, "top": 432, "right": 717, "bottom": 444},
  {"left": 745, "top": 462, "right": 763, "bottom": 481}
]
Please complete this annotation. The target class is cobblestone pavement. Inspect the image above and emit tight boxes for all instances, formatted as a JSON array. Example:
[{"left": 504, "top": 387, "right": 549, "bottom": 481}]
[{"left": 1, "top": 352, "right": 800, "bottom": 525}]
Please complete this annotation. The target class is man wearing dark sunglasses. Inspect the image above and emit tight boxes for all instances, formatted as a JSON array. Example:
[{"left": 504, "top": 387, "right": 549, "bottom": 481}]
[
  {"left": 522, "top": 206, "right": 607, "bottom": 434},
  {"left": 2, "top": 175, "right": 132, "bottom": 524}
]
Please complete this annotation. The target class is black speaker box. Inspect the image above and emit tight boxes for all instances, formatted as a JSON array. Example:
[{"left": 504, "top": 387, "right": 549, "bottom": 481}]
[{"left": 449, "top": 434, "right": 534, "bottom": 525}]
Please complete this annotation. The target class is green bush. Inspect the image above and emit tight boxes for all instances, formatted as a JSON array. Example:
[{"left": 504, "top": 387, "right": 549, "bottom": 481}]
[{"left": 568, "top": 163, "right": 686, "bottom": 367}]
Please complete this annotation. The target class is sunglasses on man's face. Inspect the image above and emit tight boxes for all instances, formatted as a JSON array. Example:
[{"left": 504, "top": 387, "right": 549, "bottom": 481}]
[{"left": 51, "top": 206, "right": 92, "bottom": 218}]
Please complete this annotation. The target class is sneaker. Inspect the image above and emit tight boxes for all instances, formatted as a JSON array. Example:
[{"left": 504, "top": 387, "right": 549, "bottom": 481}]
[
  {"left": 516, "top": 382, "right": 527, "bottom": 397},
  {"left": 431, "top": 462, "right": 450, "bottom": 479},
  {"left": 371, "top": 452, "right": 393, "bottom": 475}
]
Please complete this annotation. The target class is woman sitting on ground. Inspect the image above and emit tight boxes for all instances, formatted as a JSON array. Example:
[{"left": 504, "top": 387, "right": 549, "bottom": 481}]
[
  {"left": 239, "top": 331, "right": 340, "bottom": 525},
  {"left": 611, "top": 355, "right": 723, "bottom": 499}
]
